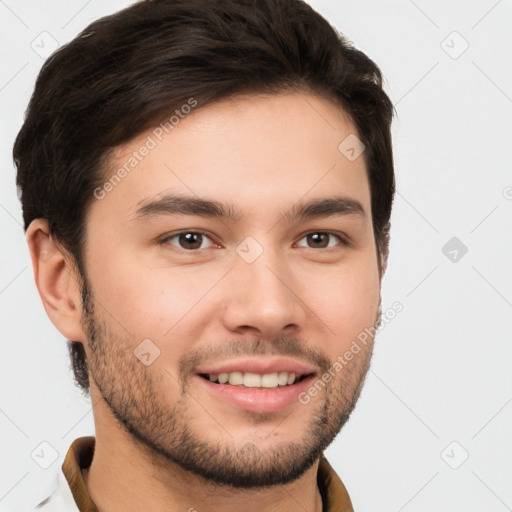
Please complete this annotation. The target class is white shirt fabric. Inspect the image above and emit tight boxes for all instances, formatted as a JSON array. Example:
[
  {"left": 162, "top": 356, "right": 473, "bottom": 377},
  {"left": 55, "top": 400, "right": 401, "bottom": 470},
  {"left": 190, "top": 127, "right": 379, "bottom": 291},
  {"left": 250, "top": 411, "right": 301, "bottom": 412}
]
[{"left": 27, "top": 469, "right": 79, "bottom": 512}]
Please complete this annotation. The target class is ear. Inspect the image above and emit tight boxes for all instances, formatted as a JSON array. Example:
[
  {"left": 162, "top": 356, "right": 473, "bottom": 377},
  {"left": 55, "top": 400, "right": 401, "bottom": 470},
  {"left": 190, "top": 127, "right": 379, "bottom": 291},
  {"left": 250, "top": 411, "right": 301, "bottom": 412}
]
[
  {"left": 378, "top": 229, "right": 390, "bottom": 282},
  {"left": 26, "top": 219, "right": 86, "bottom": 341}
]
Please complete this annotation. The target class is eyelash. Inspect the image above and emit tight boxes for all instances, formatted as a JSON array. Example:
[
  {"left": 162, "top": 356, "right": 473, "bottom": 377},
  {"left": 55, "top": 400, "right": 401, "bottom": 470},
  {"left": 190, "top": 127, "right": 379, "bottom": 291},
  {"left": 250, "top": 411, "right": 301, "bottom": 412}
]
[{"left": 160, "top": 230, "right": 349, "bottom": 252}]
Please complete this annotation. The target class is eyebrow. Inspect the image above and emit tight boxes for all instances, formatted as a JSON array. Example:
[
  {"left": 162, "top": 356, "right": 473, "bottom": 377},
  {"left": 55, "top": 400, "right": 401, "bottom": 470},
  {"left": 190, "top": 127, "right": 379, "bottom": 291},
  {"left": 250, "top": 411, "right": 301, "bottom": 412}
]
[{"left": 132, "top": 193, "right": 366, "bottom": 224}]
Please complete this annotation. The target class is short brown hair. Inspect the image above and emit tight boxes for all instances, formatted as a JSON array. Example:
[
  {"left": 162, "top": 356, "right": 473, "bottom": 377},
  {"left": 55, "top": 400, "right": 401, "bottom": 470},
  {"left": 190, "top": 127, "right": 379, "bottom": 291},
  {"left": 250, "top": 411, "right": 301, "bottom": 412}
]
[{"left": 14, "top": 0, "right": 395, "bottom": 394}]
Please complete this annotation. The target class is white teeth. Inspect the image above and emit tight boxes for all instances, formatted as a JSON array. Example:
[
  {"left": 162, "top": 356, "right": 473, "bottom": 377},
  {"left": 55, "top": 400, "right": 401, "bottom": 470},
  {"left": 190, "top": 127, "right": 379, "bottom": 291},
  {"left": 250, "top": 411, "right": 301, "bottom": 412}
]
[
  {"left": 278, "top": 372, "right": 288, "bottom": 386},
  {"left": 206, "top": 371, "right": 301, "bottom": 388},
  {"left": 261, "top": 372, "right": 279, "bottom": 388},
  {"left": 228, "top": 371, "right": 244, "bottom": 385},
  {"left": 243, "top": 372, "right": 261, "bottom": 387}
]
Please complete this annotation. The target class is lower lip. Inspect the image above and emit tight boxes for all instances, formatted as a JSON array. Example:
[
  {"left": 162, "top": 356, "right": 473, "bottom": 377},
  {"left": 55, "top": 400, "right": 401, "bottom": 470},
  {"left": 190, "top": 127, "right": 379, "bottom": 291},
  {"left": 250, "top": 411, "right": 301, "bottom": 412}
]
[{"left": 196, "top": 374, "right": 315, "bottom": 413}]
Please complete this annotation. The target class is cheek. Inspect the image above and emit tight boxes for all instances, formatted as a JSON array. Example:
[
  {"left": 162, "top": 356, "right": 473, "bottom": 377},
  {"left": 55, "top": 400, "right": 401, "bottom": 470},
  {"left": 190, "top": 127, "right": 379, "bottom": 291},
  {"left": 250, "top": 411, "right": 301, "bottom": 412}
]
[
  {"left": 302, "top": 257, "right": 380, "bottom": 349},
  {"left": 87, "top": 250, "right": 216, "bottom": 343}
]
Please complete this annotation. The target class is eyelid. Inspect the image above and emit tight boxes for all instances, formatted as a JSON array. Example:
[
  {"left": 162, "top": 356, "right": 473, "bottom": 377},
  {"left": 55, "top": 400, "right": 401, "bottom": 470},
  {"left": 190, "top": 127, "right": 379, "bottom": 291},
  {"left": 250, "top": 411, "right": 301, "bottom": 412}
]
[
  {"left": 295, "top": 231, "right": 349, "bottom": 249},
  {"left": 160, "top": 230, "right": 218, "bottom": 250},
  {"left": 159, "top": 229, "right": 350, "bottom": 252}
]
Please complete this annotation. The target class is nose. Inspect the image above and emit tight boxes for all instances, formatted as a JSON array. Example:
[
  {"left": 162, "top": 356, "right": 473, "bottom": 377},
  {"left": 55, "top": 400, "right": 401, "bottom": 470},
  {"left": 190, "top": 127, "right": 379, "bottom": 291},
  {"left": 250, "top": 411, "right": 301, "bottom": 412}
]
[{"left": 221, "top": 246, "right": 307, "bottom": 339}]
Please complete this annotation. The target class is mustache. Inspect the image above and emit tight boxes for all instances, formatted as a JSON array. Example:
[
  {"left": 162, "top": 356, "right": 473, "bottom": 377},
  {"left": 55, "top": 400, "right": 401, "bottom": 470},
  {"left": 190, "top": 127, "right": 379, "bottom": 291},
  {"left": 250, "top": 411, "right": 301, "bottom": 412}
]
[{"left": 178, "top": 335, "right": 332, "bottom": 381}]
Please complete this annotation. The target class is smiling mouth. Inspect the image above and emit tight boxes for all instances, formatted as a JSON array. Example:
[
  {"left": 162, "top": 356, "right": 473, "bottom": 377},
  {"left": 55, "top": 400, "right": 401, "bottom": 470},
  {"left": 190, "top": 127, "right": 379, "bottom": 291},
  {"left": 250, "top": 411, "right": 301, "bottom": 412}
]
[{"left": 198, "top": 371, "right": 313, "bottom": 389}]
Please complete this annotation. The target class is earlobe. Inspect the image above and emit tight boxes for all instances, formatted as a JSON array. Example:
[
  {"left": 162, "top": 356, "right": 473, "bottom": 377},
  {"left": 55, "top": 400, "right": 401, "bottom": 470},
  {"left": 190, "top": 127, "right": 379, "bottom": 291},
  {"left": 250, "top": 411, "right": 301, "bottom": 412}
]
[{"left": 26, "top": 219, "right": 86, "bottom": 342}]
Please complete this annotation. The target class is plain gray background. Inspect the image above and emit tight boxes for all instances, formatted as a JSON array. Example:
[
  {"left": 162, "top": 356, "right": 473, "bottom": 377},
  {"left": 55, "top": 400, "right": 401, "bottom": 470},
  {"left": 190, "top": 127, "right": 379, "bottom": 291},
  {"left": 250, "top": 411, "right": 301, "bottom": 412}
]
[{"left": 1, "top": 1, "right": 511, "bottom": 510}]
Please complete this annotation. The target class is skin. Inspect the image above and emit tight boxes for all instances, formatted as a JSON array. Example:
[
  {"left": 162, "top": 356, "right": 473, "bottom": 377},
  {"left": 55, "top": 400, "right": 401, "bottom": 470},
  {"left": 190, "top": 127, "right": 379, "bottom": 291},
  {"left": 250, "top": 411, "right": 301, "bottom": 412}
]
[{"left": 27, "top": 91, "right": 383, "bottom": 512}]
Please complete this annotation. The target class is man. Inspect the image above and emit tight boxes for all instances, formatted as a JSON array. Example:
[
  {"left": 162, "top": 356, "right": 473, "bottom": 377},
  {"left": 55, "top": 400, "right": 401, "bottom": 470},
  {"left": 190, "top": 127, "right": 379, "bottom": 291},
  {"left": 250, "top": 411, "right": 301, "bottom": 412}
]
[{"left": 14, "top": 0, "right": 394, "bottom": 510}]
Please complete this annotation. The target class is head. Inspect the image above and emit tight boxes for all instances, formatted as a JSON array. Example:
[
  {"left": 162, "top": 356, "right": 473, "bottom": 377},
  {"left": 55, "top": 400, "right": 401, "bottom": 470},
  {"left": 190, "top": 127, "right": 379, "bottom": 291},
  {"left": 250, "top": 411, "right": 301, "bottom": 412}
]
[{"left": 16, "top": 0, "right": 394, "bottom": 488}]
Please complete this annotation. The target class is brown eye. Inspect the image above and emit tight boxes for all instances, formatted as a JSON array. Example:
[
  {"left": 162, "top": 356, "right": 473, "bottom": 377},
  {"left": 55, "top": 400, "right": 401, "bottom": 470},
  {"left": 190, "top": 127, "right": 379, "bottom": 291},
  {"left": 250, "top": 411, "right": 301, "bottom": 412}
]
[
  {"left": 297, "top": 232, "right": 343, "bottom": 249},
  {"left": 163, "top": 232, "right": 214, "bottom": 251}
]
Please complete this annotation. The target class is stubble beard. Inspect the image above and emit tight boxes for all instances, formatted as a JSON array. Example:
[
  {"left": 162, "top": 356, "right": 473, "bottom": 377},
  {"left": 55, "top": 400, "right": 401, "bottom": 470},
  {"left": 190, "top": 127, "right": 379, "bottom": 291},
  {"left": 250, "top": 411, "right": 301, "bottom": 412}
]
[{"left": 81, "top": 279, "right": 379, "bottom": 488}]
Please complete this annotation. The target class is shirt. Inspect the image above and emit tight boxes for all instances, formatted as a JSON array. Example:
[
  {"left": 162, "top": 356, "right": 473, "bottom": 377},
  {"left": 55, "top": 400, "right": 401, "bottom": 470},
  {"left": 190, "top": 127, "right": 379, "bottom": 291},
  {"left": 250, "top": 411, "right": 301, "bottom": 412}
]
[{"left": 30, "top": 437, "right": 354, "bottom": 511}]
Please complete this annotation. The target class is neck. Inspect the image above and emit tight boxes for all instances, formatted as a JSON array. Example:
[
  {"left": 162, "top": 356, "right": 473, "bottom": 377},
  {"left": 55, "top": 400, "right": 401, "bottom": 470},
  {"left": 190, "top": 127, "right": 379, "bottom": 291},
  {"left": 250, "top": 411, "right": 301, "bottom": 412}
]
[
  {"left": 82, "top": 403, "right": 323, "bottom": 512},
  {"left": 82, "top": 441, "right": 323, "bottom": 512}
]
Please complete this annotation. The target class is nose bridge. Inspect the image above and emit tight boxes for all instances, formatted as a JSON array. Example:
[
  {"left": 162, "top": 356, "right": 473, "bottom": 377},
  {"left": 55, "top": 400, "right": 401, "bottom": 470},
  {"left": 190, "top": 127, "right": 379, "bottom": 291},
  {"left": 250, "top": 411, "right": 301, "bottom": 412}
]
[
  {"left": 222, "top": 238, "right": 304, "bottom": 335},
  {"left": 238, "top": 240, "right": 292, "bottom": 306}
]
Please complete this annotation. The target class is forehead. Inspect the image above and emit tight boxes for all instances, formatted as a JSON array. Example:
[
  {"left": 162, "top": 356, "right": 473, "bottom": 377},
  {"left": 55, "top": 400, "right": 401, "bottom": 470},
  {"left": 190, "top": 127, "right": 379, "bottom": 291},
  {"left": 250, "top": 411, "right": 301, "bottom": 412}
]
[{"left": 89, "top": 92, "right": 370, "bottom": 226}]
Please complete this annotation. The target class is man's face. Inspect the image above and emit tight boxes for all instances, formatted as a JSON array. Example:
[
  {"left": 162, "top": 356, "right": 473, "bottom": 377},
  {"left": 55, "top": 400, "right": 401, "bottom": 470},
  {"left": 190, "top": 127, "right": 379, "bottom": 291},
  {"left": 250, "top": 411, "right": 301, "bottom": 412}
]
[{"left": 81, "top": 92, "right": 381, "bottom": 487}]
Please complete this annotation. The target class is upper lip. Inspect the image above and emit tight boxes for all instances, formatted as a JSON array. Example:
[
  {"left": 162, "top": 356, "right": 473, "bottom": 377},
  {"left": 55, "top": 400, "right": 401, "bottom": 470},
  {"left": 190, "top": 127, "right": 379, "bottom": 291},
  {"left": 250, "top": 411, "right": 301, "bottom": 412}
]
[{"left": 195, "top": 357, "right": 318, "bottom": 377}]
